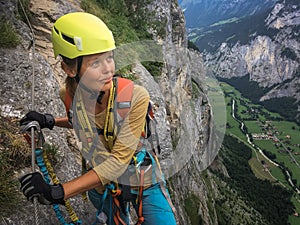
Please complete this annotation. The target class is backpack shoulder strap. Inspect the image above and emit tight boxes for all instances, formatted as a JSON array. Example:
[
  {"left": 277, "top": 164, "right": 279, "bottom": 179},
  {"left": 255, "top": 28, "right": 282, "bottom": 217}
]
[
  {"left": 64, "top": 78, "right": 134, "bottom": 120},
  {"left": 114, "top": 77, "right": 134, "bottom": 121},
  {"left": 103, "top": 77, "right": 134, "bottom": 148}
]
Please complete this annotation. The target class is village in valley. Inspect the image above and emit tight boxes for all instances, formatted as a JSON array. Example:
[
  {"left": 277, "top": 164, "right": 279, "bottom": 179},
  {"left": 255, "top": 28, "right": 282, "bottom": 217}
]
[{"left": 220, "top": 81, "right": 300, "bottom": 223}]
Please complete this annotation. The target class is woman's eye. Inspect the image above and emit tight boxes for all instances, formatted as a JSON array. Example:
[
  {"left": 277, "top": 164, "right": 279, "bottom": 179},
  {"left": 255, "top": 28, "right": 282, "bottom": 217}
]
[
  {"left": 90, "top": 54, "right": 113, "bottom": 68},
  {"left": 91, "top": 60, "right": 100, "bottom": 68},
  {"left": 106, "top": 55, "right": 113, "bottom": 62}
]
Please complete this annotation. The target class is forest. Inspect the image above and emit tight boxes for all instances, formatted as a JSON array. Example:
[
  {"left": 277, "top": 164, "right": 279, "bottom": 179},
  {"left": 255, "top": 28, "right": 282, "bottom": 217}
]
[
  {"left": 214, "top": 135, "right": 295, "bottom": 225},
  {"left": 191, "top": 8, "right": 278, "bottom": 53}
]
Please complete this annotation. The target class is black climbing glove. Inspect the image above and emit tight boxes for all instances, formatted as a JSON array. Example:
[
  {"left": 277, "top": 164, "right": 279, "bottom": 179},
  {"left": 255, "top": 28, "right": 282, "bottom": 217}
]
[
  {"left": 19, "top": 172, "right": 65, "bottom": 205},
  {"left": 20, "top": 111, "right": 55, "bottom": 130}
]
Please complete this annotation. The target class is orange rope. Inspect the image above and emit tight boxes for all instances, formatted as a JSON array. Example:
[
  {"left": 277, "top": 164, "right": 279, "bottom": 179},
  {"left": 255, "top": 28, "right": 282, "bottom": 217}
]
[
  {"left": 111, "top": 188, "right": 127, "bottom": 225},
  {"left": 136, "top": 170, "right": 145, "bottom": 225}
]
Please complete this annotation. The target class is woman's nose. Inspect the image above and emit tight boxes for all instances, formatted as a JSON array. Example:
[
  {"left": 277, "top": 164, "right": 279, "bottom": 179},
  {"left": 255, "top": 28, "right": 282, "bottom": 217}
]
[
  {"left": 100, "top": 60, "right": 112, "bottom": 74},
  {"left": 101, "top": 61, "right": 109, "bottom": 72}
]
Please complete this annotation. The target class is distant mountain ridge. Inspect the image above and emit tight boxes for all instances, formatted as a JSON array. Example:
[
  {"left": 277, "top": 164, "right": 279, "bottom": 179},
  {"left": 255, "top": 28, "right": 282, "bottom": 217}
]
[
  {"left": 184, "top": 0, "right": 300, "bottom": 124},
  {"left": 179, "top": 0, "right": 278, "bottom": 28}
]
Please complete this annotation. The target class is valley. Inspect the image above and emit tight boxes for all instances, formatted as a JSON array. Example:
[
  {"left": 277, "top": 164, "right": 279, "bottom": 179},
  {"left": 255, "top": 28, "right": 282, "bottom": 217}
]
[
  {"left": 221, "top": 81, "right": 300, "bottom": 224},
  {"left": 178, "top": 0, "right": 299, "bottom": 223},
  {"left": 181, "top": 0, "right": 300, "bottom": 109}
]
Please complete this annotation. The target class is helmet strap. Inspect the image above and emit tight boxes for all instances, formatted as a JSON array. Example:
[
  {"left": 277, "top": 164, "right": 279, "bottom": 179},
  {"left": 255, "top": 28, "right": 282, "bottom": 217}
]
[
  {"left": 75, "top": 56, "right": 83, "bottom": 83},
  {"left": 97, "top": 91, "right": 105, "bottom": 104},
  {"left": 78, "top": 82, "right": 105, "bottom": 104}
]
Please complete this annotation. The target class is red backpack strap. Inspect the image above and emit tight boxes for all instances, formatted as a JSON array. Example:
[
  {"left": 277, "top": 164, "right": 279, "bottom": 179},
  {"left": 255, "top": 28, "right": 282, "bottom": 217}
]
[{"left": 115, "top": 77, "right": 134, "bottom": 120}]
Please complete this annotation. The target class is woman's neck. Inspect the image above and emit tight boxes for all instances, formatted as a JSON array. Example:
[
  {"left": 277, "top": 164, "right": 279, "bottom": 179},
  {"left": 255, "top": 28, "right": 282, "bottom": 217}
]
[{"left": 81, "top": 89, "right": 109, "bottom": 114}]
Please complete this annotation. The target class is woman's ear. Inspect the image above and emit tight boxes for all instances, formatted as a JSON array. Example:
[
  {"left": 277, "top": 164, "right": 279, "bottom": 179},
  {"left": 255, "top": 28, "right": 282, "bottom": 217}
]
[{"left": 61, "top": 61, "right": 77, "bottom": 78}]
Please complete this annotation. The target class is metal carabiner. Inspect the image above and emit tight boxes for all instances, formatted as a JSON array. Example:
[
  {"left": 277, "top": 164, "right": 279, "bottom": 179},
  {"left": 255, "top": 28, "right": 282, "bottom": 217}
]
[{"left": 21, "top": 121, "right": 45, "bottom": 149}]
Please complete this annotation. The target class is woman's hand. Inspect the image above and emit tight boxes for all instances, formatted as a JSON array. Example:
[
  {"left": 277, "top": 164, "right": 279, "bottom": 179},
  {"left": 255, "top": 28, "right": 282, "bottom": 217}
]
[
  {"left": 19, "top": 172, "right": 65, "bottom": 205},
  {"left": 20, "top": 111, "right": 55, "bottom": 130}
]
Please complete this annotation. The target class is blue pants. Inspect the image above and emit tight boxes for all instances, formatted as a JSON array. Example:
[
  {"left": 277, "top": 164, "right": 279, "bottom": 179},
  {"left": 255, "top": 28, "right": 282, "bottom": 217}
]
[{"left": 88, "top": 183, "right": 177, "bottom": 225}]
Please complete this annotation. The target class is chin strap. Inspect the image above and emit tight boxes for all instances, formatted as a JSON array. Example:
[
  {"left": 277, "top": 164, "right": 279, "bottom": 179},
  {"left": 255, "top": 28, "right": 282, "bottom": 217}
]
[
  {"left": 78, "top": 82, "right": 106, "bottom": 104},
  {"left": 97, "top": 91, "right": 105, "bottom": 104},
  {"left": 75, "top": 56, "right": 83, "bottom": 83}
]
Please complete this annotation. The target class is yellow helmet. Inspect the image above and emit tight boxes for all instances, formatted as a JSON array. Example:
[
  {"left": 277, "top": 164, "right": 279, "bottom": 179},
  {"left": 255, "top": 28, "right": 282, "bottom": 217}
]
[{"left": 51, "top": 12, "right": 115, "bottom": 59}]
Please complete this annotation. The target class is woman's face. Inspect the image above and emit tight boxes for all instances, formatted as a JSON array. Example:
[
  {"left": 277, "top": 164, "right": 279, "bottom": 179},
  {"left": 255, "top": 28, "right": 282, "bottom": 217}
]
[{"left": 79, "top": 51, "right": 115, "bottom": 92}]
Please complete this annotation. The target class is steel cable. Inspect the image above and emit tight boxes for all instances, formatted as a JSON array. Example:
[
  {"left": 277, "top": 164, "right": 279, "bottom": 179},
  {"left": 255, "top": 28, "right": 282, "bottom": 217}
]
[{"left": 17, "top": 1, "right": 39, "bottom": 224}]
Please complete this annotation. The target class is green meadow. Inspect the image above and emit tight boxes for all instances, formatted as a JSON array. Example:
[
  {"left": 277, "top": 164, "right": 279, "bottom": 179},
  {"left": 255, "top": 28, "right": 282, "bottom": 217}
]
[{"left": 220, "top": 81, "right": 300, "bottom": 224}]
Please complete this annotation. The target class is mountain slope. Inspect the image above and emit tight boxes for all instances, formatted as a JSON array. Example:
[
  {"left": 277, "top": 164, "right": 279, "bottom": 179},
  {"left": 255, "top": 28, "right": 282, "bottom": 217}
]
[
  {"left": 0, "top": 0, "right": 215, "bottom": 224},
  {"left": 186, "top": 0, "right": 300, "bottom": 123},
  {"left": 179, "top": 0, "right": 277, "bottom": 29},
  {"left": 190, "top": 9, "right": 278, "bottom": 53}
]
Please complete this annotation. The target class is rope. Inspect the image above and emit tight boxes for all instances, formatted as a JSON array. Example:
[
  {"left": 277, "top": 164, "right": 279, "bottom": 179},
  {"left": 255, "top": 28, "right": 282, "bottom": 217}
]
[
  {"left": 103, "top": 81, "right": 116, "bottom": 150},
  {"left": 43, "top": 152, "right": 82, "bottom": 224},
  {"left": 108, "top": 185, "right": 127, "bottom": 225},
  {"left": 135, "top": 170, "right": 145, "bottom": 225},
  {"left": 17, "top": 0, "right": 39, "bottom": 224},
  {"left": 35, "top": 148, "right": 82, "bottom": 225}
]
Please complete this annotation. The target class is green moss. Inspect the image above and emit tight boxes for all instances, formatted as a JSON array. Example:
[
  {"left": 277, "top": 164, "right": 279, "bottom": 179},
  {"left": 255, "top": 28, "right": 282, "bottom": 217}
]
[
  {"left": 0, "top": 18, "right": 20, "bottom": 48},
  {"left": 81, "top": 0, "right": 165, "bottom": 77},
  {"left": 152, "top": 17, "right": 167, "bottom": 40},
  {"left": 188, "top": 40, "right": 200, "bottom": 52},
  {"left": 201, "top": 171, "right": 217, "bottom": 224},
  {"left": 43, "top": 142, "right": 59, "bottom": 165},
  {"left": 141, "top": 62, "right": 163, "bottom": 77},
  {"left": 0, "top": 115, "right": 63, "bottom": 215}
]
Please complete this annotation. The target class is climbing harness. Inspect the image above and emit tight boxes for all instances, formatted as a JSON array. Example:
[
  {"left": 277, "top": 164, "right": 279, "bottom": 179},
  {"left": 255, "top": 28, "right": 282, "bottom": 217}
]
[{"left": 21, "top": 121, "right": 82, "bottom": 225}]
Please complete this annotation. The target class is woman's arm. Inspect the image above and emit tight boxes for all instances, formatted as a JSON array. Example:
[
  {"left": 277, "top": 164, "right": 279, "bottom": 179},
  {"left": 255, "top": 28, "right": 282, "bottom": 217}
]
[
  {"left": 62, "top": 169, "right": 103, "bottom": 199},
  {"left": 54, "top": 117, "right": 72, "bottom": 128}
]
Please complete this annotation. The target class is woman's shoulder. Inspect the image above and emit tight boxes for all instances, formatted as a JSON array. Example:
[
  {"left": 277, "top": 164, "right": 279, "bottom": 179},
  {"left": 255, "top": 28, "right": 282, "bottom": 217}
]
[
  {"left": 133, "top": 84, "right": 149, "bottom": 97},
  {"left": 133, "top": 84, "right": 150, "bottom": 102}
]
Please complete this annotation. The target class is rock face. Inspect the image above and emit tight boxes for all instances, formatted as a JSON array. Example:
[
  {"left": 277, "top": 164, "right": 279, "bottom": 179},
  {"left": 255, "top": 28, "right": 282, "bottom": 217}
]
[
  {"left": 203, "top": 0, "right": 300, "bottom": 102},
  {"left": 0, "top": 0, "right": 220, "bottom": 224}
]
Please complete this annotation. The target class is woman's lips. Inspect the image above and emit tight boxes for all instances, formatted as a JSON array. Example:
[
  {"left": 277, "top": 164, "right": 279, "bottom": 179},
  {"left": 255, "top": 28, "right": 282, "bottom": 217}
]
[
  {"left": 98, "top": 77, "right": 112, "bottom": 84},
  {"left": 105, "top": 77, "right": 113, "bottom": 83},
  {"left": 97, "top": 77, "right": 112, "bottom": 83}
]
